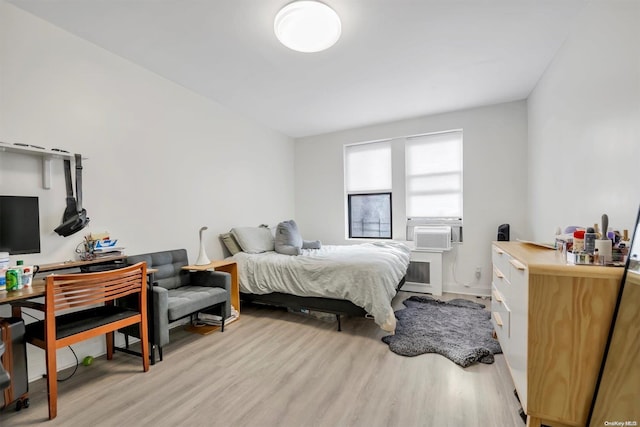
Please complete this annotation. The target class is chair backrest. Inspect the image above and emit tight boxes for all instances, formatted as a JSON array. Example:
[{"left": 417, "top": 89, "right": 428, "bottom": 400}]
[
  {"left": 45, "top": 262, "right": 147, "bottom": 315},
  {"left": 126, "top": 249, "right": 189, "bottom": 290}
]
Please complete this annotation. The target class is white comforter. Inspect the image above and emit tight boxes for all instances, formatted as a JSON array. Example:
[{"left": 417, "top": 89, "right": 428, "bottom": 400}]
[{"left": 232, "top": 241, "right": 410, "bottom": 332}]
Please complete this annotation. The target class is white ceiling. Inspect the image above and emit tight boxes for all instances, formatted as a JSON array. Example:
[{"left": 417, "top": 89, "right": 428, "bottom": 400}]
[{"left": 9, "top": 0, "right": 587, "bottom": 138}]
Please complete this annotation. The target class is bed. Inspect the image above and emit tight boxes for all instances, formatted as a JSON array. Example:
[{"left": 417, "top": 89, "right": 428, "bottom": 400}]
[{"left": 229, "top": 240, "right": 410, "bottom": 333}]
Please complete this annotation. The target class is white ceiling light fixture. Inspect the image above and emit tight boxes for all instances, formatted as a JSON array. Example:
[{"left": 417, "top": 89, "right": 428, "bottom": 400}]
[{"left": 274, "top": 1, "right": 341, "bottom": 53}]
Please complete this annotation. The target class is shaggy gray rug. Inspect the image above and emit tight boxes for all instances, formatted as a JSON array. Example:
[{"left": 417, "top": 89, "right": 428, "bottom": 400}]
[{"left": 382, "top": 295, "right": 502, "bottom": 367}]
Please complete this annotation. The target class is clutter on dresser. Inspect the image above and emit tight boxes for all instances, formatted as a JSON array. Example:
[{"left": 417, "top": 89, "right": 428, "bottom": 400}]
[
  {"left": 76, "top": 231, "right": 125, "bottom": 260},
  {"left": 555, "top": 214, "right": 630, "bottom": 267}
]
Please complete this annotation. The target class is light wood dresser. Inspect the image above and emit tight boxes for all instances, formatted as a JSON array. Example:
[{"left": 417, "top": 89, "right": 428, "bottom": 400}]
[{"left": 491, "top": 241, "right": 623, "bottom": 427}]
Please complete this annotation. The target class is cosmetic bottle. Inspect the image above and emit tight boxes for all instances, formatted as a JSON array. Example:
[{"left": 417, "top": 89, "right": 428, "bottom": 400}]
[
  {"left": 573, "top": 230, "right": 585, "bottom": 252},
  {"left": 584, "top": 227, "right": 597, "bottom": 254}
]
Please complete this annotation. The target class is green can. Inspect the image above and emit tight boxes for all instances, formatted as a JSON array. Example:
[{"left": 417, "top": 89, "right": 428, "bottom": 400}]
[{"left": 5, "top": 268, "right": 20, "bottom": 291}]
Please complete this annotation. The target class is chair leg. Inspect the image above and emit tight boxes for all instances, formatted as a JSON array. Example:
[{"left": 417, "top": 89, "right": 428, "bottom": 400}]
[
  {"left": 45, "top": 344, "right": 58, "bottom": 420},
  {"left": 106, "top": 332, "right": 114, "bottom": 360},
  {"left": 220, "top": 303, "right": 226, "bottom": 332},
  {"left": 125, "top": 334, "right": 130, "bottom": 349},
  {"left": 158, "top": 346, "right": 163, "bottom": 362},
  {"left": 150, "top": 344, "right": 157, "bottom": 365},
  {"left": 139, "top": 321, "right": 150, "bottom": 372}
]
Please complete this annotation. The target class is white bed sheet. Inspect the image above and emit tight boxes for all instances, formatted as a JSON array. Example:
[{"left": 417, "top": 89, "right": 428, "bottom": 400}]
[{"left": 232, "top": 241, "right": 410, "bottom": 332}]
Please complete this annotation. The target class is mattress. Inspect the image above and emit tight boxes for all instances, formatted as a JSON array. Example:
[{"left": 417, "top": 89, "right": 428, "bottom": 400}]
[{"left": 231, "top": 241, "right": 410, "bottom": 332}]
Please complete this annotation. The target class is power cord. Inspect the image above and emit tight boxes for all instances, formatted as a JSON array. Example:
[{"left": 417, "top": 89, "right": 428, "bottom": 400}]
[
  {"left": 450, "top": 245, "right": 479, "bottom": 288},
  {"left": 20, "top": 310, "right": 79, "bottom": 382}
]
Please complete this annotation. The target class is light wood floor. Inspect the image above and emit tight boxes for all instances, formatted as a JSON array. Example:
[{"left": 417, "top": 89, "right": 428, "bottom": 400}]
[{"left": 1, "top": 292, "right": 524, "bottom": 427}]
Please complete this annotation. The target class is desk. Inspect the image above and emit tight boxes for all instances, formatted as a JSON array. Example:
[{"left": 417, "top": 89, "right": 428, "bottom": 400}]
[
  {"left": 182, "top": 260, "right": 240, "bottom": 317},
  {"left": 1, "top": 255, "right": 127, "bottom": 315},
  {"left": 0, "top": 261, "right": 158, "bottom": 364}
]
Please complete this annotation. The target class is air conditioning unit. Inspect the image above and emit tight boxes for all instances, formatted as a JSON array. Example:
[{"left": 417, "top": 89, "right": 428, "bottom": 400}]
[
  {"left": 414, "top": 226, "right": 452, "bottom": 250},
  {"left": 407, "top": 217, "right": 463, "bottom": 243}
]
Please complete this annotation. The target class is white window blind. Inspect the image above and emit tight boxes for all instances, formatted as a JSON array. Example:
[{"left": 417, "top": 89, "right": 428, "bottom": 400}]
[
  {"left": 345, "top": 141, "right": 392, "bottom": 192},
  {"left": 405, "top": 131, "right": 463, "bottom": 218}
]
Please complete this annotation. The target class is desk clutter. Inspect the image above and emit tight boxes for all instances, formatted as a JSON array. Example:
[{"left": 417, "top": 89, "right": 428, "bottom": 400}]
[
  {"left": 555, "top": 214, "right": 630, "bottom": 267},
  {"left": 77, "top": 231, "right": 125, "bottom": 261},
  {"left": 0, "top": 253, "right": 37, "bottom": 291}
]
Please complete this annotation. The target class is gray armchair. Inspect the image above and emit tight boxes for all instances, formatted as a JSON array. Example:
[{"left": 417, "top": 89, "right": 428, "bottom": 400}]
[{"left": 121, "top": 249, "right": 230, "bottom": 363}]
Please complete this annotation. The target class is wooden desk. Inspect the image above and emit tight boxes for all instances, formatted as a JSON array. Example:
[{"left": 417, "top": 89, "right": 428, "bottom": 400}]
[
  {"left": 37, "top": 255, "right": 126, "bottom": 273},
  {"left": 0, "top": 256, "right": 126, "bottom": 305},
  {"left": 0, "top": 281, "right": 45, "bottom": 305},
  {"left": 182, "top": 260, "right": 240, "bottom": 316},
  {"left": 0, "top": 259, "right": 155, "bottom": 315}
]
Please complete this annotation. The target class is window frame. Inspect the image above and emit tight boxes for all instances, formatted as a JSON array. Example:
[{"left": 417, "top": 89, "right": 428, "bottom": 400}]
[{"left": 347, "top": 192, "right": 393, "bottom": 239}]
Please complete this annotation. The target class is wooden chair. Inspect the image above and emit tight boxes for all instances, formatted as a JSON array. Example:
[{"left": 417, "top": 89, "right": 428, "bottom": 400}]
[{"left": 17, "top": 262, "right": 149, "bottom": 420}]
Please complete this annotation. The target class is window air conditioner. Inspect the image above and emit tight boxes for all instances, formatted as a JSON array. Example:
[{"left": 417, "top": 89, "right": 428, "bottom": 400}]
[{"left": 414, "top": 226, "right": 452, "bottom": 250}]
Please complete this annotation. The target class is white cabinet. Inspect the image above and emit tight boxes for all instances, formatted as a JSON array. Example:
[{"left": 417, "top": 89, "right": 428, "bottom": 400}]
[{"left": 402, "top": 244, "right": 444, "bottom": 296}]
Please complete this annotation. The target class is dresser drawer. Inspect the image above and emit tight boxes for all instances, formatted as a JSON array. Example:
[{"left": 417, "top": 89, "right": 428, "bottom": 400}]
[
  {"left": 491, "top": 285, "right": 511, "bottom": 341},
  {"left": 492, "top": 264, "right": 510, "bottom": 300},
  {"left": 508, "top": 257, "right": 528, "bottom": 304},
  {"left": 492, "top": 245, "right": 512, "bottom": 282}
]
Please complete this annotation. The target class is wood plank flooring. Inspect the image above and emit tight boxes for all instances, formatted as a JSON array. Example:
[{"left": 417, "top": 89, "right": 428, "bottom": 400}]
[{"left": 0, "top": 292, "right": 524, "bottom": 427}]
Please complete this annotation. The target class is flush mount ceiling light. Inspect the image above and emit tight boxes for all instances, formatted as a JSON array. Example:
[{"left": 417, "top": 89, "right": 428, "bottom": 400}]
[{"left": 274, "top": 1, "right": 341, "bottom": 53}]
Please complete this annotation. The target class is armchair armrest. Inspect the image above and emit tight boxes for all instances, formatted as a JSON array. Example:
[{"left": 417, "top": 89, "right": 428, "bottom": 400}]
[
  {"left": 190, "top": 271, "right": 230, "bottom": 292},
  {"left": 118, "top": 286, "right": 169, "bottom": 347},
  {"left": 190, "top": 271, "right": 231, "bottom": 317},
  {"left": 151, "top": 286, "right": 170, "bottom": 347}
]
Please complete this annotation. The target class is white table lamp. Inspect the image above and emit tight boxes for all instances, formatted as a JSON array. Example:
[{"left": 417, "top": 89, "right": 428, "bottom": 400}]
[{"left": 195, "top": 226, "right": 211, "bottom": 265}]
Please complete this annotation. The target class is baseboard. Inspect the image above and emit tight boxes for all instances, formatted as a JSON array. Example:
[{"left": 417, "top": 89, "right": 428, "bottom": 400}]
[{"left": 442, "top": 283, "right": 490, "bottom": 297}]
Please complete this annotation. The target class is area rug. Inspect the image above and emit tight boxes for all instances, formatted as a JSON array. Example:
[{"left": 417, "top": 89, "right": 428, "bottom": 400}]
[{"left": 382, "top": 295, "right": 502, "bottom": 367}]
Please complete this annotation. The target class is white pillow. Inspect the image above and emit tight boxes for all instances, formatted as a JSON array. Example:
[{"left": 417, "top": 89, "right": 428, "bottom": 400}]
[{"left": 231, "top": 227, "right": 275, "bottom": 254}]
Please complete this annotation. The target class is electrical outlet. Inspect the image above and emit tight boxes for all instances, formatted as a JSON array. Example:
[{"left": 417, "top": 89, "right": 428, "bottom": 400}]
[{"left": 475, "top": 267, "right": 482, "bottom": 280}]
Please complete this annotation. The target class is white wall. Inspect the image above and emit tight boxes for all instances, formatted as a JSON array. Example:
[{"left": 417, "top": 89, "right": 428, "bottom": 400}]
[
  {"left": 295, "top": 101, "right": 529, "bottom": 295},
  {"left": 0, "top": 2, "right": 295, "bottom": 380},
  {"left": 528, "top": 0, "right": 640, "bottom": 240}
]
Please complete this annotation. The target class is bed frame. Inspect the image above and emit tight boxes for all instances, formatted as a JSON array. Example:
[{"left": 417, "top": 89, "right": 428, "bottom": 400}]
[{"left": 241, "top": 277, "right": 405, "bottom": 331}]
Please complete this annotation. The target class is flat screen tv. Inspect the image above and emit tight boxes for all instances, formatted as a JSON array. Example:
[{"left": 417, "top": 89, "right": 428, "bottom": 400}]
[{"left": 0, "top": 195, "right": 41, "bottom": 255}]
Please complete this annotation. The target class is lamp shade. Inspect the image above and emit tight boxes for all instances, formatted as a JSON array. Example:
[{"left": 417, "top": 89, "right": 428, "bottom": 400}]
[{"left": 274, "top": 1, "right": 341, "bottom": 53}]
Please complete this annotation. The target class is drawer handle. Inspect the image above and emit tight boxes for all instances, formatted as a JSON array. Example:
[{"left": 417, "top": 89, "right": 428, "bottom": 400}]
[
  {"left": 494, "top": 267, "right": 504, "bottom": 279},
  {"left": 492, "top": 290, "right": 503, "bottom": 302},
  {"left": 509, "top": 259, "right": 526, "bottom": 271},
  {"left": 493, "top": 312, "right": 503, "bottom": 327},
  {"left": 494, "top": 247, "right": 505, "bottom": 254}
]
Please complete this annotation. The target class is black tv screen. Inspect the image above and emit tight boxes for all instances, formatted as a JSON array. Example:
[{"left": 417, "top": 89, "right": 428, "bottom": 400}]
[{"left": 0, "top": 196, "right": 41, "bottom": 255}]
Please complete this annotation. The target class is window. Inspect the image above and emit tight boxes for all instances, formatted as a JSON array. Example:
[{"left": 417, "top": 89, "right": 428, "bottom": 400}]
[
  {"left": 344, "top": 141, "right": 392, "bottom": 239},
  {"left": 405, "top": 131, "right": 463, "bottom": 218},
  {"left": 348, "top": 193, "right": 392, "bottom": 238},
  {"left": 344, "top": 130, "right": 463, "bottom": 240}
]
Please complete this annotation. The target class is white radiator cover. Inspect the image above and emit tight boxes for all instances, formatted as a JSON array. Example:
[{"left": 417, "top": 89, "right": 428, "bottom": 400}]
[{"left": 403, "top": 249, "right": 443, "bottom": 296}]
